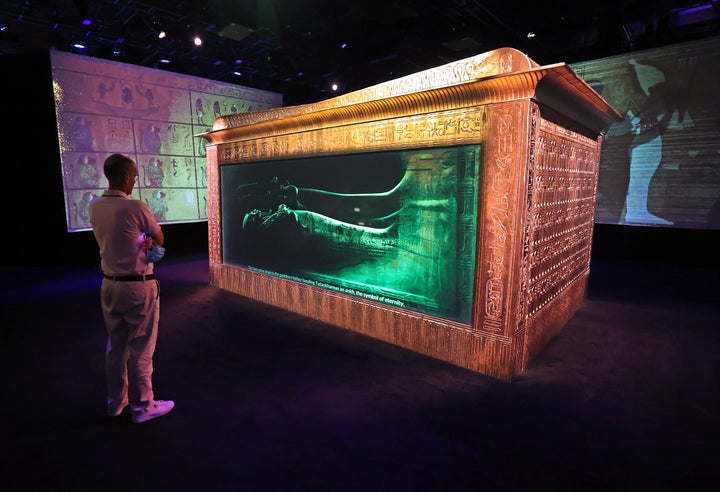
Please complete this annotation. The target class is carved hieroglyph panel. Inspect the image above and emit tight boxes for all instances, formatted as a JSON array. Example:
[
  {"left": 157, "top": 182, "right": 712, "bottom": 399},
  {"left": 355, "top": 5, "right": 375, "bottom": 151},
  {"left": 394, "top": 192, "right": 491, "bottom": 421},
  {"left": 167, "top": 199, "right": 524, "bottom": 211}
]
[
  {"left": 216, "top": 107, "right": 488, "bottom": 165},
  {"left": 526, "top": 118, "right": 600, "bottom": 317}
]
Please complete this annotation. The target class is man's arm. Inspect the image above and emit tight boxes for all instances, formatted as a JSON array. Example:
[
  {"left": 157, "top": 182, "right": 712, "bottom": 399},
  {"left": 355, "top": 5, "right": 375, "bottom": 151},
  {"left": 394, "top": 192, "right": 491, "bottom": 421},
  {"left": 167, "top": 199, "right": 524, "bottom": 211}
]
[{"left": 150, "top": 228, "right": 165, "bottom": 247}]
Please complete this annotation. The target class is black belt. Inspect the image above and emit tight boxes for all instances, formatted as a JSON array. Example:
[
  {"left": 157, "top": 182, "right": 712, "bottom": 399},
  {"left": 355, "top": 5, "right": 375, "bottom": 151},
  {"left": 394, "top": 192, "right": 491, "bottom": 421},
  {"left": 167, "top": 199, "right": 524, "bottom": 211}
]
[{"left": 103, "top": 273, "right": 155, "bottom": 282}]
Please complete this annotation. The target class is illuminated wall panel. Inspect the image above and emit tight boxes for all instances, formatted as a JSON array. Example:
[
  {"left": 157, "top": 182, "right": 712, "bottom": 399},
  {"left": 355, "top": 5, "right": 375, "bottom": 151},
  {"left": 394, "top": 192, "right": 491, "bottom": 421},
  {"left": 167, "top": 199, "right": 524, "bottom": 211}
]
[
  {"left": 571, "top": 36, "right": 720, "bottom": 229},
  {"left": 51, "top": 50, "right": 282, "bottom": 232}
]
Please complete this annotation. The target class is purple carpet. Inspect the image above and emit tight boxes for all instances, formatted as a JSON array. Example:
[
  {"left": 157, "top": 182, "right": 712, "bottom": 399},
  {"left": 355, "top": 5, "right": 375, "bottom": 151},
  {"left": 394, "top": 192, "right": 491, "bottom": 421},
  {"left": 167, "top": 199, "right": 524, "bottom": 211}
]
[{"left": 1, "top": 253, "right": 718, "bottom": 491}]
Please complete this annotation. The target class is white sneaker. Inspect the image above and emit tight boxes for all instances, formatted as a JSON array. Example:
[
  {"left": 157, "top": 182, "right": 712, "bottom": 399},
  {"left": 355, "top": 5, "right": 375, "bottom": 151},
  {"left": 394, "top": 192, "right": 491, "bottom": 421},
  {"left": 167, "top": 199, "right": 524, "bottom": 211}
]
[{"left": 131, "top": 400, "right": 175, "bottom": 424}]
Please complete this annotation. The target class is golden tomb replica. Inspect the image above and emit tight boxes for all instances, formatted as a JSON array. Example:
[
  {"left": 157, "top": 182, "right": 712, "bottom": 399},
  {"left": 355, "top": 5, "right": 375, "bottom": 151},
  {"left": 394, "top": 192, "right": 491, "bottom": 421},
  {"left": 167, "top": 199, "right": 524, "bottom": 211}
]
[{"left": 201, "top": 47, "right": 622, "bottom": 381}]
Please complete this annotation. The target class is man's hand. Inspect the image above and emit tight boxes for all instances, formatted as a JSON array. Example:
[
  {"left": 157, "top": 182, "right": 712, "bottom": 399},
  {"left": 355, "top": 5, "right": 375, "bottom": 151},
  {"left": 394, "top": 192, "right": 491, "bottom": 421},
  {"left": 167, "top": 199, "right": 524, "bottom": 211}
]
[{"left": 142, "top": 235, "right": 156, "bottom": 250}]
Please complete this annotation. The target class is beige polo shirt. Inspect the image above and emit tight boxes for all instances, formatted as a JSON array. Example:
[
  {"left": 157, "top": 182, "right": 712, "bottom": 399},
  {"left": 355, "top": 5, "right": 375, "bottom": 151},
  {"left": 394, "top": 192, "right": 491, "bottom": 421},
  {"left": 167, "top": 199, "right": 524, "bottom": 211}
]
[{"left": 89, "top": 190, "right": 162, "bottom": 276}]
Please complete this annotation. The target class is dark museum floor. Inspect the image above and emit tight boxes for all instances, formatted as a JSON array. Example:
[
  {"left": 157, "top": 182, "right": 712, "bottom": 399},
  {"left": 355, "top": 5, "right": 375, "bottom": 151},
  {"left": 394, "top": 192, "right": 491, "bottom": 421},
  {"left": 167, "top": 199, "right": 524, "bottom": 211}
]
[{"left": 1, "top": 251, "right": 719, "bottom": 492}]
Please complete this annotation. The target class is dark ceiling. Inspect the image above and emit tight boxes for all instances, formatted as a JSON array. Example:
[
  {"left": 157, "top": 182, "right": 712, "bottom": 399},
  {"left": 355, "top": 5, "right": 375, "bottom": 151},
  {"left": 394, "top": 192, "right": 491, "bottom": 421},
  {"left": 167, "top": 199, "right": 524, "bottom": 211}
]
[{"left": 1, "top": 0, "right": 719, "bottom": 106}]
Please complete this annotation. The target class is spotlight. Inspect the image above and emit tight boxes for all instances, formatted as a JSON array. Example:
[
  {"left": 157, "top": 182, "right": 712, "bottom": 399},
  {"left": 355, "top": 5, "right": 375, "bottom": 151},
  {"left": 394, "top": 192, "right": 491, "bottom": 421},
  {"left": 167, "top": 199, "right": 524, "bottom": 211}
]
[
  {"left": 82, "top": 19, "right": 92, "bottom": 26},
  {"left": 193, "top": 36, "right": 202, "bottom": 46},
  {"left": 527, "top": 31, "right": 536, "bottom": 39},
  {"left": 113, "top": 37, "right": 124, "bottom": 54},
  {"left": 158, "top": 30, "right": 166, "bottom": 39}
]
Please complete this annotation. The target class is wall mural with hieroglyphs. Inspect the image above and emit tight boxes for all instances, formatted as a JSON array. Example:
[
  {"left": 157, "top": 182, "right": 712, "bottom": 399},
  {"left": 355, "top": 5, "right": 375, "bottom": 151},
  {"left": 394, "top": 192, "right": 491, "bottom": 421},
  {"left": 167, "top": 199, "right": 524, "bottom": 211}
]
[
  {"left": 571, "top": 36, "right": 720, "bottom": 230},
  {"left": 51, "top": 50, "right": 282, "bottom": 232}
]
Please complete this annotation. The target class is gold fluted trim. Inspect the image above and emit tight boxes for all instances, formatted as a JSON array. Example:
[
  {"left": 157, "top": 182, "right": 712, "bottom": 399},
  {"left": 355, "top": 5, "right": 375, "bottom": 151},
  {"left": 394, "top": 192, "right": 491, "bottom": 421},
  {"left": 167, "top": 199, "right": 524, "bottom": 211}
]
[{"left": 210, "top": 47, "right": 538, "bottom": 132}]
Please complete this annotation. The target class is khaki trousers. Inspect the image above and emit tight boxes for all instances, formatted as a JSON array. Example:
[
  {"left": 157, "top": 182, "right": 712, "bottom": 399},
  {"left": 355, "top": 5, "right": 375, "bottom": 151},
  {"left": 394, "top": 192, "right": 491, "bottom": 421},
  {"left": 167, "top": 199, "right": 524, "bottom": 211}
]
[{"left": 100, "top": 278, "right": 160, "bottom": 415}]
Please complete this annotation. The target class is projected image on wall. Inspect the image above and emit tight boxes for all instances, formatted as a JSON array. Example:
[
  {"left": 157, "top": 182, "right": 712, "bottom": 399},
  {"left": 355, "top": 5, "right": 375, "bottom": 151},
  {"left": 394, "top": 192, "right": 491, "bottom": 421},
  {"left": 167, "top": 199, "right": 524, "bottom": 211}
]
[
  {"left": 571, "top": 36, "right": 720, "bottom": 230},
  {"left": 220, "top": 145, "right": 481, "bottom": 323},
  {"left": 51, "top": 50, "right": 282, "bottom": 232}
]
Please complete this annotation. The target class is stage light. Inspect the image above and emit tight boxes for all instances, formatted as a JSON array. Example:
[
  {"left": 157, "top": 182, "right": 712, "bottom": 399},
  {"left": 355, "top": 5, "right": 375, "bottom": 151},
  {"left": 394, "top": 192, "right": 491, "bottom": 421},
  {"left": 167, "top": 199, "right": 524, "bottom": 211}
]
[
  {"left": 82, "top": 19, "right": 92, "bottom": 26},
  {"left": 527, "top": 31, "right": 536, "bottom": 39},
  {"left": 160, "top": 59, "right": 171, "bottom": 64},
  {"left": 72, "top": 43, "right": 86, "bottom": 50},
  {"left": 341, "top": 43, "right": 348, "bottom": 49},
  {"left": 233, "top": 71, "right": 242, "bottom": 76},
  {"left": 158, "top": 30, "right": 166, "bottom": 39},
  {"left": 113, "top": 37, "right": 125, "bottom": 55},
  {"left": 331, "top": 83, "right": 338, "bottom": 91},
  {"left": 193, "top": 36, "right": 202, "bottom": 46}
]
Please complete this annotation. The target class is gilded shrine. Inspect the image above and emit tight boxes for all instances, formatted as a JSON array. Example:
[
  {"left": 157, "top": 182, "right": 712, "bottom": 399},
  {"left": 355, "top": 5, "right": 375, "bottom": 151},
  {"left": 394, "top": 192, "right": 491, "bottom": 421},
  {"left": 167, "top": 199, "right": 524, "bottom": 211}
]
[{"left": 201, "top": 47, "right": 621, "bottom": 381}]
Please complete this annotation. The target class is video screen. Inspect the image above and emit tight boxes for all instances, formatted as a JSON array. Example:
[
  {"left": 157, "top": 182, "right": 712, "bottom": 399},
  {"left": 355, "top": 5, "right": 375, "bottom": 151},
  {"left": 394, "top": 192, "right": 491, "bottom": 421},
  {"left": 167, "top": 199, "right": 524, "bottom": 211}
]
[
  {"left": 51, "top": 50, "right": 282, "bottom": 232},
  {"left": 570, "top": 36, "right": 720, "bottom": 230},
  {"left": 220, "top": 145, "right": 481, "bottom": 323}
]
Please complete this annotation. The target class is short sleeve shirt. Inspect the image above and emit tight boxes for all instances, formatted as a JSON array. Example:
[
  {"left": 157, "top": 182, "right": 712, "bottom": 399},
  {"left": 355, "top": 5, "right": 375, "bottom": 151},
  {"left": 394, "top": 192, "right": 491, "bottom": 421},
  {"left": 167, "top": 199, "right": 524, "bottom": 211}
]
[{"left": 89, "top": 190, "right": 162, "bottom": 276}]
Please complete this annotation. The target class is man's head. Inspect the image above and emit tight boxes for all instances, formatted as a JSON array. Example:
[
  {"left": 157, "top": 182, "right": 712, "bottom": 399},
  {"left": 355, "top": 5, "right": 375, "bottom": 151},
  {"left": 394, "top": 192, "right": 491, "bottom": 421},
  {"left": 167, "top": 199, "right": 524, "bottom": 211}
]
[{"left": 104, "top": 153, "right": 138, "bottom": 194}]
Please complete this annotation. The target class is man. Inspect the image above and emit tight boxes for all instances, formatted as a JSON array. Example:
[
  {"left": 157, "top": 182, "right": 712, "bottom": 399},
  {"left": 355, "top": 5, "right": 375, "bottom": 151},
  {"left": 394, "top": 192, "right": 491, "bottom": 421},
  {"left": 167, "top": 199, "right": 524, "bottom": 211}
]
[{"left": 89, "top": 153, "right": 174, "bottom": 423}]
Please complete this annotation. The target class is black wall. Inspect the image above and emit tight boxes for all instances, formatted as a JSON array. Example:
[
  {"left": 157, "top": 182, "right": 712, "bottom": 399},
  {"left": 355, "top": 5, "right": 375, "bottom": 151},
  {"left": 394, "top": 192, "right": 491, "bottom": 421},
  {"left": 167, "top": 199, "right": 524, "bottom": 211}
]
[
  {"left": 4, "top": 53, "right": 208, "bottom": 268},
  {"left": 3, "top": 53, "right": 717, "bottom": 269}
]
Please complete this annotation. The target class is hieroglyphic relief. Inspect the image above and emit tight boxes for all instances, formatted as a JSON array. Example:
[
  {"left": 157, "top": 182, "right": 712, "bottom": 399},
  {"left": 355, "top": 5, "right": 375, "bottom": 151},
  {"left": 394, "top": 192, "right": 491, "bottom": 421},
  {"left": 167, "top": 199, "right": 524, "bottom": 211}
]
[
  {"left": 517, "top": 103, "right": 540, "bottom": 332},
  {"left": 217, "top": 110, "right": 487, "bottom": 165},
  {"left": 526, "top": 118, "right": 599, "bottom": 316},
  {"left": 52, "top": 50, "right": 281, "bottom": 232},
  {"left": 480, "top": 109, "right": 515, "bottom": 335}
]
